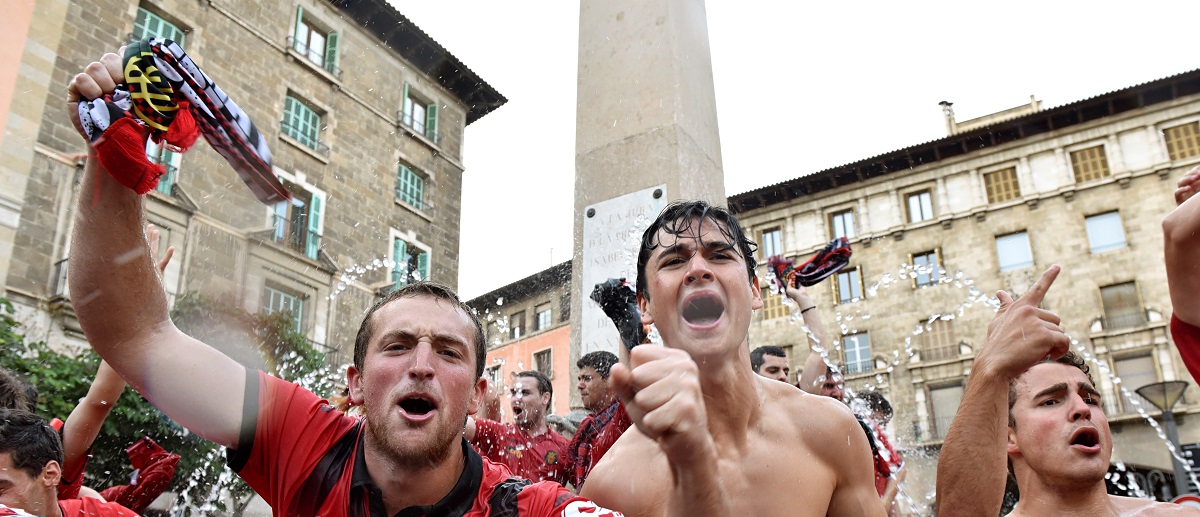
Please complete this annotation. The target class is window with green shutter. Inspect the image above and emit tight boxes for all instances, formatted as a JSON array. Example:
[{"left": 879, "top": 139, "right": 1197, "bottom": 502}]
[
  {"left": 292, "top": 6, "right": 339, "bottom": 76},
  {"left": 263, "top": 285, "right": 305, "bottom": 332},
  {"left": 283, "top": 96, "right": 322, "bottom": 151},
  {"left": 402, "top": 83, "right": 439, "bottom": 144},
  {"left": 392, "top": 237, "right": 430, "bottom": 288},
  {"left": 396, "top": 165, "right": 424, "bottom": 209},
  {"left": 133, "top": 8, "right": 186, "bottom": 45}
]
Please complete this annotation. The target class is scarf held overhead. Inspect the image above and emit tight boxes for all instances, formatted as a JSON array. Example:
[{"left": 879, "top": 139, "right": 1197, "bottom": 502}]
[{"left": 77, "top": 38, "right": 288, "bottom": 204}]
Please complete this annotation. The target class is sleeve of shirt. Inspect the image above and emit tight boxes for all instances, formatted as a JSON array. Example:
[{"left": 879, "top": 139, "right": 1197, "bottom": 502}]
[
  {"left": 225, "top": 370, "right": 358, "bottom": 508},
  {"left": 1173, "top": 315, "right": 1200, "bottom": 383},
  {"left": 516, "top": 482, "right": 624, "bottom": 517},
  {"left": 471, "top": 418, "right": 506, "bottom": 459},
  {"left": 55, "top": 428, "right": 89, "bottom": 500}
]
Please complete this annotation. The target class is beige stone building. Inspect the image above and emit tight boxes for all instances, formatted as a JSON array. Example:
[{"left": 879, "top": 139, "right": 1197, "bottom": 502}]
[
  {"left": 0, "top": 0, "right": 504, "bottom": 365},
  {"left": 731, "top": 69, "right": 1200, "bottom": 507}
]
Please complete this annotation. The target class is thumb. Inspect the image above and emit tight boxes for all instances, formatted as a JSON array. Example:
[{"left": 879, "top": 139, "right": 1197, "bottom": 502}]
[
  {"left": 996, "top": 290, "right": 1014, "bottom": 309},
  {"left": 608, "top": 363, "right": 637, "bottom": 403}
]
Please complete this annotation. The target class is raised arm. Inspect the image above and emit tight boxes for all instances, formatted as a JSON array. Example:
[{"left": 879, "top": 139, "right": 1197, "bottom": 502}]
[
  {"left": 67, "top": 50, "right": 247, "bottom": 448},
  {"left": 936, "top": 266, "right": 1069, "bottom": 515},
  {"left": 1165, "top": 165, "right": 1200, "bottom": 326},
  {"left": 788, "top": 285, "right": 831, "bottom": 394}
]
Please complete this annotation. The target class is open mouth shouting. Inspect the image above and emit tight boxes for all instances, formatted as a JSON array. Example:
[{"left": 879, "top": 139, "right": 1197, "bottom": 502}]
[
  {"left": 682, "top": 292, "right": 725, "bottom": 328},
  {"left": 398, "top": 393, "right": 438, "bottom": 423},
  {"left": 1069, "top": 426, "right": 1101, "bottom": 453}
]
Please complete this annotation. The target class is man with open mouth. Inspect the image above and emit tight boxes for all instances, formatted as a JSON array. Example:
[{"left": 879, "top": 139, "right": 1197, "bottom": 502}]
[
  {"left": 466, "top": 371, "right": 571, "bottom": 486},
  {"left": 65, "top": 48, "right": 632, "bottom": 517},
  {"left": 580, "top": 200, "right": 886, "bottom": 516},
  {"left": 938, "top": 267, "right": 1197, "bottom": 515}
]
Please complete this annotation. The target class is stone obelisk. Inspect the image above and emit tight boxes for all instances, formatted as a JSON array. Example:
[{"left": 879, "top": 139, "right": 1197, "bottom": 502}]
[{"left": 570, "top": 0, "right": 726, "bottom": 406}]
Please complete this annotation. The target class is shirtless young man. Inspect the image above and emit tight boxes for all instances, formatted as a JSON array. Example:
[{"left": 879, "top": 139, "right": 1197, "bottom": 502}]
[
  {"left": 580, "top": 200, "right": 884, "bottom": 516},
  {"left": 937, "top": 266, "right": 1198, "bottom": 515}
]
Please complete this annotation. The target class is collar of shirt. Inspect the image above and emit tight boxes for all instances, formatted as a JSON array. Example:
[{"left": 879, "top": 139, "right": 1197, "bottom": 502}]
[{"left": 350, "top": 436, "right": 483, "bottom": 517}]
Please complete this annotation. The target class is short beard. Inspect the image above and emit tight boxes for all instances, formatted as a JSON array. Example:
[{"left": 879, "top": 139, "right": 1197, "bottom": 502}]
[{"left": 364, "top": 405, "right": 460, "bottom": 471}]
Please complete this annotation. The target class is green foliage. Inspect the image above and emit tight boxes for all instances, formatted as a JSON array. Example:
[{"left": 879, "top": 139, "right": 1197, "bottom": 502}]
[{"left": 0, "top": 294, "right": 341, "bottom": 514}]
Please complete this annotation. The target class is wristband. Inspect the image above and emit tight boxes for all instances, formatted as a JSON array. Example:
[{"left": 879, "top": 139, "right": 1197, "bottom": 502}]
[{"left": 801, "top": 305, "right": 817, "bottom": 315}]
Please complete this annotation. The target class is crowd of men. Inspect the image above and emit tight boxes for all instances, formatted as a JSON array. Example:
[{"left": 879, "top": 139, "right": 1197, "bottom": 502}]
[{"left": 3, "top": 45, "right": 1200, "bottom": 517}]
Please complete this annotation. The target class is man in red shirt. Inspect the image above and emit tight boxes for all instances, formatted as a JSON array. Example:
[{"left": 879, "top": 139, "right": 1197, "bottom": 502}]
[
  {"left": 567, "top": 351, "right": 630, "bottom": 490},
  {"left": 1166, "top": 165, "right": 1200, "bottom": 380},
  {"left": 66, "top": 49, "right": 638, "bottom": 517},
  {"left": 466, "top": 371, "right": 571, "bottom": 485},
  {"left": 0, "top": 409, "right": 137, "bottom": 517}
]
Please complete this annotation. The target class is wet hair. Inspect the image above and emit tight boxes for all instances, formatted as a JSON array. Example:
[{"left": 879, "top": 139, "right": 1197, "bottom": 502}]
[
  {"left": 0, "top": 409, "right": 62, "bottom": 478},
  {"left": 859, "top": 391, "right": 893, "bottom": 420},
  {"left": 0, "top": 366, "right": 36, "bottom": 412},
  {"left": 635, "top": 200, "right": 758, "bottom": 301},
  {"left": 515, "top": 370, "right": 553, "bottom": 410},
  {"left": 353, "top": 281, "right": 486, "bottom": 379},
  {"left": 1007, "top": 350, "right": 1095, "bottom": 429},
  {"left": 750, "top": 346, "right": 787, "bottom": 373},
  {"left": 577, "top": 351, "right": 619, "bottom": 380}
]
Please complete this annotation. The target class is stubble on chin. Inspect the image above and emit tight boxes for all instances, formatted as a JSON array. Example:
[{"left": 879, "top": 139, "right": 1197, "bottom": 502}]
[{"left": 364, "top": 404, "right": 460, "bottom": 471}]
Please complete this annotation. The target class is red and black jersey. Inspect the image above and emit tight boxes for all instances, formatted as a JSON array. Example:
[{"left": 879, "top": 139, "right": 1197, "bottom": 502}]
[
  {"left": 470, "top": 419, "right": 571, "bottom": 486},
  {"left": 228, "top": 370, "right": 622, "bottom": 517}
]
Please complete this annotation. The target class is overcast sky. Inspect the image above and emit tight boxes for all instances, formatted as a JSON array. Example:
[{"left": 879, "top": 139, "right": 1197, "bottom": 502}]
[{"left": 391, "top": 1, "right": 1200, "bottom": 299}]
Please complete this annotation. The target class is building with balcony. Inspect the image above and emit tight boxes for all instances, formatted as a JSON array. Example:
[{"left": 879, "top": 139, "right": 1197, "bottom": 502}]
[
  {"left": 0, "top": 0, "right": 504, "bottom": 367},
  {"left": 731, "top": 69, "right": 1200, "bottom": 508}
]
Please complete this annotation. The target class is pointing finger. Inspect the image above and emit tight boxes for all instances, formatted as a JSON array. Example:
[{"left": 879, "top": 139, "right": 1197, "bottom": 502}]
[{"left": 1018, "top": 264, "right": 1061, "bottom": 308}]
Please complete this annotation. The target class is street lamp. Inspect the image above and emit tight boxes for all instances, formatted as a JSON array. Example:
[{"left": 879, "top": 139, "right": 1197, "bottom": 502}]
[{"left": 1136, "top": 380, "right": 1192, "bottom": 498}]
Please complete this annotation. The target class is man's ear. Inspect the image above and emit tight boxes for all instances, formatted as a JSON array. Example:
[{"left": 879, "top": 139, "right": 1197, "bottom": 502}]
[
  {"left": 638, "top": 293, "right": 654, "bottom": 325},
  {"left": 346, "top": 364, "right": 365, "bottom": 407},
  {"left": 750, "top": 275, "right": 763, "bottom": 310},
  {"left": 541, "top": 391, "right": 552, "bottom": 411},
  {"left": 41, "top": 460, "right": 62, "bottom": 488},
  {"left": 1006, "top": 426, "right": 1020, "bottom": 455},
  {"left": 468, "top": 375, "right": 487, "bottom": 416}
]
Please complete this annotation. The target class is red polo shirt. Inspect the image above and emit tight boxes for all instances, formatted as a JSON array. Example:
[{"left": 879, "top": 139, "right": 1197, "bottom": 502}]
[{"left": 471, "top": 419, "right": 571, "bottom": 486}]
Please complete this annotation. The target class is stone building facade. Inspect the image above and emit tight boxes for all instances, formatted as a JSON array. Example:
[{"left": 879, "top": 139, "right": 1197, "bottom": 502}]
[
  {"left": 466, "top": 261, "right": 574, "bottom": 419},
  {"left": 1, "top": 0, "right": 504, "bottom": 365},
  {"left": 730, "top": 69, "right": 1200, "bottom": 506}
]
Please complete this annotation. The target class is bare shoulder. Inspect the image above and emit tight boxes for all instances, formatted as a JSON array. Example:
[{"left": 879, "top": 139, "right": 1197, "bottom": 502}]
[
  {"left": 765, "top": 380, "right": 860, "bottom": 433},
  {"left": 1113, "top": 495, "right": 1200, "bottom": 515},
  {"left": 579, "top": 424, "right": 668, "bottom": 515}
]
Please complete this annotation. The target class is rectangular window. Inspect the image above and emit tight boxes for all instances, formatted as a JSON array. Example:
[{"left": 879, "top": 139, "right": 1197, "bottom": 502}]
[
  {"left": 1085, "top": 211, "right": 1126, "bottom": 253},
  {"left": 282, "top": 96, "right": 323, "bottom": 152},
  {"left": 760, "top": 227, "right": 782, "bottom": 259},
  {"left": 829, "top": 209, "right": 856, "bottom": 240},
  {"left": 921, "top": 318, "right": 957, "bottom": 362},
  {"left": 835, "top": 267, "right": 863, "bottom": 304},
  {"left": 534, "top": 349, "right": 552, "bottom": 378},
  {"left": 509, "top": 311, "right": 525, "bottom": 340},
  {"left": 1101, "top": 282, "right": 1145, "bottom": 330},
  {"left": 842, "top": 333, "right": 872, "bottom": 375},
  {"left": 535, "top": 304, "right": 553, "bottom": 331},
  {"left": 911, "top": 249, "right": 941, "bottom": 288},
  {"left": 906, "top": 190, "right": 934, "bottom": 223},
  {"left": 984, "top": 167, "right": 1021, "bottom": 204},
  {"left": 395, "top": 165, "right": 425, "bottom": 209},
  {"left": 402, "top": 84, "right": 439, "bottom": 143},
  {"left": 133, "top": 7, "right": 187, "bottom": 45},
  {"left": 995, "top": 231, "right": 1033, "bottom": 272},
  {"left": 929, "top": 384, "right": 964, "bottom": 440},
  {"left": 292, "top": 7, "right": 339, "bottom": 75},
  {"left": 271, "top": 182, "right": 322, "bottom": 260},
  {"left": 263, "top": 285, "right": 304, "bottom": 332},
  {"left": 145, "top": 139, "right": 181, "bottom": 195},
  {"left": 1114, "top": 355, "right": 1157, "bottom": 410},
  {"left": 392, "top": 237, "right": 430, "bottom": 288},
  {"left": 1164, "top": 122, "right": 1200, "bottom": 161},
  {"left": 760, "top": 288, "right": 788, "bottom": 320},
  {"left": 1070, "top": 145, "right": 1111, "bottom": 183}
]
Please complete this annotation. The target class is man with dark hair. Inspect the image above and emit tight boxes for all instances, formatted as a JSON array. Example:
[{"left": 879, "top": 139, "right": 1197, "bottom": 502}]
[
  {"left": 465, "top": 371, "right": 571, "bottom": 485},
  {"left": 749, "top": 346, "right": 789, "bottom": 382},
  {"left": 0, "top": 409, "right": 137, "bottom": 516},
  {"left": 66, "top": 49, "right": 632, "bottom": 516},
  {"left": 0, "top": 367, "right": 36, "bottom": 413},
  {"left": 1165, "top": 165, "right": 1200, "bottom": 383},
  {"left": 582, "top": 200, "right": 884, "bottom": 515},
  {"left": 938, "top": 267, "right": 1195, "bottom": 515},
  {"left": 568, "top": 351, "right": 631, "bottom": 490}
]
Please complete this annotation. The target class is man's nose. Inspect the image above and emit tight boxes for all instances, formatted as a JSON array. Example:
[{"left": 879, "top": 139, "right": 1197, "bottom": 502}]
[
  {"left": 1069, "top": 394, "right": 1092, "bottom": 421},
  {"left": 685, "top": 255, "right": 715, "bottom": 284},
  {"left": 407, "top": 344, "right": 435, "bottom": 379}
]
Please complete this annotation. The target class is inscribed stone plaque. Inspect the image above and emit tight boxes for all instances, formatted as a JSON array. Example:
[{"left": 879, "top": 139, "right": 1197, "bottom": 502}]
[{"left": 580, "top": 185, "right": 667, "bottom": 355}]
